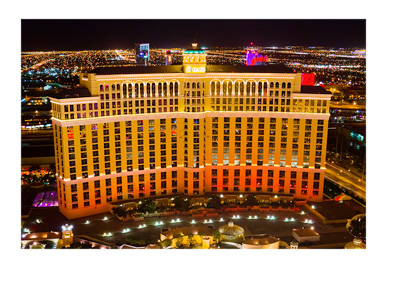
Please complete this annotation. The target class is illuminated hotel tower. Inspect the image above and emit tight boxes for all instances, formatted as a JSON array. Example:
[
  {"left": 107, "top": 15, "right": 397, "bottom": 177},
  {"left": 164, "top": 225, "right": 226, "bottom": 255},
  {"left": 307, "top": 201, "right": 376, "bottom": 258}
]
[
  {"left": 165, "top": 50, "right": 172, "bottom": 66},
  {"left": 50, "top": 43, "right": 331, "bottom": 219}
]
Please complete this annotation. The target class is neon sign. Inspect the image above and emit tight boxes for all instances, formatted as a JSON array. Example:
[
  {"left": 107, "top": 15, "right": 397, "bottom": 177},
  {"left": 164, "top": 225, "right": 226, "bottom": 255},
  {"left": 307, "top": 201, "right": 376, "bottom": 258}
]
[
  {"left": 246, "top": 50, "right": 268, "bottom": 66},
  {"left": 184, "top": 66, "right": 206, "bottom": 73},
  {"left": 301, "top": 73, "right": 316, "bottom": 86}
]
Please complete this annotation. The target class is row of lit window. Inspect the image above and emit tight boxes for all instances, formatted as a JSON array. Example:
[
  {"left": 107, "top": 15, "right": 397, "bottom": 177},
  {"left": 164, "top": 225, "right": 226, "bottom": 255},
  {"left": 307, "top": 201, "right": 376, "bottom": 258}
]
[
  {"left": 209, "top": 186, "right": 319, "bottom": 196},
  {"left": 210, "top": 81, "right": 292, "bottom": 96},
  {"left": 121, "top": 82, "right": 179, "bottom": 97},
  {"left": 210, "top": 177, "right": 320, "bottom": 189},
  {"left": 100, "top": 98, "right": 179, "bottom": 109},
  {"left": 211, "top": 105, "right": 328, "bottom": 114},
  {"left": 211, "top": 117, "right": 323, "bottom": 124}
]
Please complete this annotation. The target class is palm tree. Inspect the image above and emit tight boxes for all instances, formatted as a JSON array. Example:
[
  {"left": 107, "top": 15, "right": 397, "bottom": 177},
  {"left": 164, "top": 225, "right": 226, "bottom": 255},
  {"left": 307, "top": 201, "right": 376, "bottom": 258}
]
[{"left": 212, "top": 230, "right": 221, "bottom": 243}]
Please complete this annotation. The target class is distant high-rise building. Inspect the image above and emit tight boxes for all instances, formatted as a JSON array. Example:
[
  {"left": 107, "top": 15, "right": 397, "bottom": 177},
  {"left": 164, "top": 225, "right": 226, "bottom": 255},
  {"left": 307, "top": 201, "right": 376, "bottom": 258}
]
[
  {"left": 135, "top": 43, "right": 150, "bottom": 66},
  {"left": 165, "top": 50, "right": 172, "bottom": 66},
  {"left": 246, "top": 50, "right": 268, "bottom": 66},
  {"left": 50, "top": 43, "right": 332, "bottom": 219}
]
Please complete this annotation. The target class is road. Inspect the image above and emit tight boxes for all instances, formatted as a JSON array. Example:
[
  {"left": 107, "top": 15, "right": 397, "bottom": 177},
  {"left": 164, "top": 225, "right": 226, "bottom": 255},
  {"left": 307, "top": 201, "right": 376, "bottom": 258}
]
[
  {"left": 325, "top": 163, "right": 366, "bottom": 199},
  {"left": 330, "top": 103, "right": 366, "bottom": 110}
]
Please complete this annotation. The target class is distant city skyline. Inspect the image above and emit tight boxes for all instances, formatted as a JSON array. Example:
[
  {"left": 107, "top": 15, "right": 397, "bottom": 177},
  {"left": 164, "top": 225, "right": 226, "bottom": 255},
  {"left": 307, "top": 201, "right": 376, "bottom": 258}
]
[{"left": 21, "top": 19, "right": 366, "bottom": 51}]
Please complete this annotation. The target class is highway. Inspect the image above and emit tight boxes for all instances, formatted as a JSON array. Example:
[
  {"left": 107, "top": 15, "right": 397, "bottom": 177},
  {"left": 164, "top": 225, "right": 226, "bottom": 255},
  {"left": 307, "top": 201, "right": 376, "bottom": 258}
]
[
  {"left": 325, "top": 163, "right": 366, "bottom": 199},
  {"left": 330, "top": 103, "right": 366, "bottom": 110}
]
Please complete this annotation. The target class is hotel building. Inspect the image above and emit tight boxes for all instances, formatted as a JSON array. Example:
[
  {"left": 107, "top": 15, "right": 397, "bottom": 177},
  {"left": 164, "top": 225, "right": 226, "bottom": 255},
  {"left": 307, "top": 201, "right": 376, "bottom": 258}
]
[{"left": 50, "top": 44, "right": 331, "bottom": 219}]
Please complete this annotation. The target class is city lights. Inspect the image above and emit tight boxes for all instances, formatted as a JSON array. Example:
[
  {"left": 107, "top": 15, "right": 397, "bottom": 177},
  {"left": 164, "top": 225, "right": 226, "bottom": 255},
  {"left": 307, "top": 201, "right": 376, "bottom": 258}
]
[{"left": 21, "top": 21, "right": 366, "bottom": 252}]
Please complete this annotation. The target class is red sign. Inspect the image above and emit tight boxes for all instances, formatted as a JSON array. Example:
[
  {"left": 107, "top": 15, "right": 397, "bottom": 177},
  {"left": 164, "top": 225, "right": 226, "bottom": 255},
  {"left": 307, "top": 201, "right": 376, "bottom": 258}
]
[{"left": 301, "top": 73, "right": 315, "bottom": 86}]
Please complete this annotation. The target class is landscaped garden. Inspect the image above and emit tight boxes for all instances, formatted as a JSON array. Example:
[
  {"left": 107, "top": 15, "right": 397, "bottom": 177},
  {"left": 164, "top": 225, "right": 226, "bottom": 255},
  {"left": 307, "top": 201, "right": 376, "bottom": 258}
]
[{"left": 111, "top": 194, "right": 299, "bottom": 222}]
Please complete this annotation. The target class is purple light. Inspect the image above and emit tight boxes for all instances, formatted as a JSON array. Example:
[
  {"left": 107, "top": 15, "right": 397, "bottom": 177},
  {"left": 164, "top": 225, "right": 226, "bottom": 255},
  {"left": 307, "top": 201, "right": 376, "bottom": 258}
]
[
  {"left": 32, "top": 191, "right": 59, "bottom": 208},
  {"left": 246, "top": 50, "right": 268, "bottom": 66}
]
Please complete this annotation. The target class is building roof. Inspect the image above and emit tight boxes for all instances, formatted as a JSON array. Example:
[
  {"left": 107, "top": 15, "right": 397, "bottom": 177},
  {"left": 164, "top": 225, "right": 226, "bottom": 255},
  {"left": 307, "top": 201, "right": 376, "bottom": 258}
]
[
  {"left": 292, "top": 228, "right": 320, "bottom": 237},
  {"left": 161, "top": 226, "right": 212, "bottom": 239},
  {"left": 183, "top": 49, "right": 206, "bottom": 54},
  {"left": 50, "top": 87, "right": 92, "bottom": 99},
  {"left": 22, "top": 207, "right": 69, "bottom": 233},
  {"left": 89, "top": 64, "right": 293, "bottom": 75},
  {"left": 90, "top": 65, "right": 184, "bottom": 75},
  {"left": 300, "top": 85, "right": 331, "bottom": 94},
  {"left": 207, "top": 64, "right": 293, "bottom": 73},
  {"left": 344, "top": 238, "right": 366, "bottom": 249},
  {"left": 21, "top": 231, "right": 61, "bottom": 240},
  {"left": 243, "top": 236, "right": 280, "bottom": 246},
  {"left": 218, "top": 221, "right": 244, "bottom": 236},
  {"left": 183, "top": 43, "right": 206, "bottom": 53}
]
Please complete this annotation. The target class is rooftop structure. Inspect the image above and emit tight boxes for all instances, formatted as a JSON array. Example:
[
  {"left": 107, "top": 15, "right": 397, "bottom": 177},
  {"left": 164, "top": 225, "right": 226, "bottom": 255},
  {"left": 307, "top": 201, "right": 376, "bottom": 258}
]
[
  {"left": 160, "top": 226, "right": 213, "bottom": 241},
  {"left": 242, "top": 235, "right": 280, "bottom": 249},
  {"left": 344, "top": 238, "right": 366, "bottom": 249},
  {"left": 50, "top": 87, "right": 92, "bottom": 99},
  {"left": 292, "top": 228, "right": 320, "bottom": 243},
  {"left": 218, "top": 221, "right": 245, "bottom": 242}
]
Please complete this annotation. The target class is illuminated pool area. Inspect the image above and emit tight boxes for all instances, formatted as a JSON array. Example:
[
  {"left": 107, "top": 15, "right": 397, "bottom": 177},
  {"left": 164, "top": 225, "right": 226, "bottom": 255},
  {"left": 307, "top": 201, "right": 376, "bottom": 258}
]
[{"left": 32, "top": 191, "right": 58, "bottom": 207}]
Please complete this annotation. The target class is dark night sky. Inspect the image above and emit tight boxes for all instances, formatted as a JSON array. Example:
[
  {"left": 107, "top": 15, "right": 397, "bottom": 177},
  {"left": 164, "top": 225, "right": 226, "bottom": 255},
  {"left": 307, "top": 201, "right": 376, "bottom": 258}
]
[{"left": 21, "top": 19, "right": 365, "bottom": 51}]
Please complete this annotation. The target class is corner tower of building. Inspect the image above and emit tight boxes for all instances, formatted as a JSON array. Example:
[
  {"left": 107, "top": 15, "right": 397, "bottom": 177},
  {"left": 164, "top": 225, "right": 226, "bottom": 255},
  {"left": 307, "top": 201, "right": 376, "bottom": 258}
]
[{"left": 183, "top": 43, "right": 207, "bottom": 73}]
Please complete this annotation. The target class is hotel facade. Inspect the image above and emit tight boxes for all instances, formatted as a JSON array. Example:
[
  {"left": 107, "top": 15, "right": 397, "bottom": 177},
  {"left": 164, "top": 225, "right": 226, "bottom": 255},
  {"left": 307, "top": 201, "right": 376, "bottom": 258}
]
[{"left": 50, "top": 45, "right": 332, "bottom": 219}]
